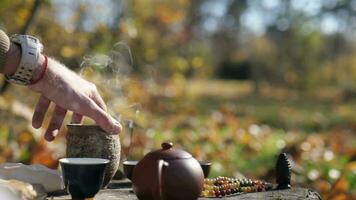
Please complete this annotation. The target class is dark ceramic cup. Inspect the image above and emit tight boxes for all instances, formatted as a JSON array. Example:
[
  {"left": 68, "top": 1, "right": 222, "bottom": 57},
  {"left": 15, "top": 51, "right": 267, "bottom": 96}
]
[
  {"left": 199, "top": 161, "right": 212, "bottom": 178},
  {"left": 59, "top": 158, "right": 109, "bottom": 199},
  {"left": 123, "top": 160, "right": 139, "bottom": 180}
]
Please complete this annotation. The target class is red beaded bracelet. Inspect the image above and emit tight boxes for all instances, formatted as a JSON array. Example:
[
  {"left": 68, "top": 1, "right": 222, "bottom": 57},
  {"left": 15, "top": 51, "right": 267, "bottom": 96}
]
[{"left": 30, "top": 54, "right": 48, "bottom": 85}]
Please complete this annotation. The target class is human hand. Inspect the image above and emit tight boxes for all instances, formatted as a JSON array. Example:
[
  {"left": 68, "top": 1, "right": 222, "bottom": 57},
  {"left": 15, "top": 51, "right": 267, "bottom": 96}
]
[
  {"left": 0, "top": 30, "right": 120, "bottom": 141},
  {"left": 29, "top": 55, "right": 122, "bottom": 141}
]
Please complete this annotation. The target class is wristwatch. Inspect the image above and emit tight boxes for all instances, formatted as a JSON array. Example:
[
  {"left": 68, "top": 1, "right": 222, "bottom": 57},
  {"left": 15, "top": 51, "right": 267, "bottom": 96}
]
[{"left": 5, "top": 34, "right": 43, "bottom": 85}]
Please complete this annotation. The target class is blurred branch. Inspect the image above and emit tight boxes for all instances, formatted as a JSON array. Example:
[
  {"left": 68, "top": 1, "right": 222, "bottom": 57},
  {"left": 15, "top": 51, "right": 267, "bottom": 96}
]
[
  {"left": 20, "top": 0, "right": 42, "bottom": 35},
  {"left": 0, "top": 0, "right": 42, "bottom": 94}
]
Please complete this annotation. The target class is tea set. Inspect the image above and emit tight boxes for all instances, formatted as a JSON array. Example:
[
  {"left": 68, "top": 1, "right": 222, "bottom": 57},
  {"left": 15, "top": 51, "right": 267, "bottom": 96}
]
[
  {"left": 61, "top": 124, "right": 212, "bottom": 200},
  {"left": 0, "top": 123, "right": 291, "bottom": 199}
]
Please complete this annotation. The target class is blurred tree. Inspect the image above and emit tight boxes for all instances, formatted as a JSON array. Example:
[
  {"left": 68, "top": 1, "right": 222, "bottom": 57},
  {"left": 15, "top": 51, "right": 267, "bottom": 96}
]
[{"left": 0, "top": 0, "right": 43, "bottom": 94}]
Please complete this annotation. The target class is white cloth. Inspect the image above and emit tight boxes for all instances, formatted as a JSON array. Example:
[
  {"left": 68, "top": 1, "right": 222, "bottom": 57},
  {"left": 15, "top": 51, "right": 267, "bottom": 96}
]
[{"left": 0, "top": 163, "right": 63, "bottom": 192}]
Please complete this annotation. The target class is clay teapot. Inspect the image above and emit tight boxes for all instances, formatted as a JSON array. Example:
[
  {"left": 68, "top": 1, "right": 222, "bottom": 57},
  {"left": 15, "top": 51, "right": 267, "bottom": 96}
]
[{"left": 132, "top": 142, "right": 204, "bottom": 200}]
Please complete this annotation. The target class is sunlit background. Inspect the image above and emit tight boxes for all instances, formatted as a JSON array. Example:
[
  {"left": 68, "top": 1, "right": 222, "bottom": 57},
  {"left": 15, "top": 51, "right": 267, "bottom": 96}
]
[{"left": 0, "top": 0, "right": 355, "bottom": 199}]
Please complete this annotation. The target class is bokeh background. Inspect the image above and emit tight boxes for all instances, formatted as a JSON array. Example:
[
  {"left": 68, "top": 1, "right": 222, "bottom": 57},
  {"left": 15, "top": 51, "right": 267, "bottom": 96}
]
[{"left": 0, "top": 0, "right": 355, "bottom": 199}]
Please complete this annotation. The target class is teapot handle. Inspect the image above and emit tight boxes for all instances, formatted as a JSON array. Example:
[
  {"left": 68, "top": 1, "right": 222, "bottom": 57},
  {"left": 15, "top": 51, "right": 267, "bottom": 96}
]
[{"left": 157, "top": 159, "right": 168, "bottom": 200}]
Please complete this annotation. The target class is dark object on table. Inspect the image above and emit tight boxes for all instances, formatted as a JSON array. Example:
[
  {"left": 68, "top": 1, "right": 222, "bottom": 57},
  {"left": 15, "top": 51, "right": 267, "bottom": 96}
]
[
  {"left": 199, "top": 161, "right": 211, "bottom": 178},
  {"left": 66, "top": 124, "right": 121, "bottom": 187},
  {"left": 275, "top": 153, "right": 291, "bottom": 190},
  {"left": 123, "top": 160, "right": 139, "bottom": 180},
  {"left": 59, "top": 158, "right": 109, "bottom": 199},
  {"left": 132, "top": 142, "right": 204, "bottom": 200}
]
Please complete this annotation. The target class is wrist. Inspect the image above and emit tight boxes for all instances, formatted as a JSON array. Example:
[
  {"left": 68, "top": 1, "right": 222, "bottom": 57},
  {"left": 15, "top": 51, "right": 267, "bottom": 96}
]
[
  {"left": 31, "top": 54, "right": 46, "bottom": 81},
  {"left": 28, "top": 56, "right": 50, "bottom": 92}
]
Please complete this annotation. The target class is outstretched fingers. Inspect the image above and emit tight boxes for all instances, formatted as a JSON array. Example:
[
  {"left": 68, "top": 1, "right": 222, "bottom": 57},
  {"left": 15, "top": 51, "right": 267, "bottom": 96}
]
[
  {"left": 32, "top": 95, "right": 51, "bottom": 129},
  {"left": 44, "top": 105, "right": 67, "bottom": 141}
]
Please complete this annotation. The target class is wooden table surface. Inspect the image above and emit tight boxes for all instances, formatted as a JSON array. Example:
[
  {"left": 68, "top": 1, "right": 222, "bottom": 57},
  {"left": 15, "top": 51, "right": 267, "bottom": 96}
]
[{"left": 48, "top": 179, "right": 322, "bottom": 200}]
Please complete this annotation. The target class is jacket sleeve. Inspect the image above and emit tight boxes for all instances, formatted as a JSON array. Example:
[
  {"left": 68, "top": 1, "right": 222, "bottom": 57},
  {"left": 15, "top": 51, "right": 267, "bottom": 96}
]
[{"left": 0, "top": 30, "right": 10, "bottom": 70}]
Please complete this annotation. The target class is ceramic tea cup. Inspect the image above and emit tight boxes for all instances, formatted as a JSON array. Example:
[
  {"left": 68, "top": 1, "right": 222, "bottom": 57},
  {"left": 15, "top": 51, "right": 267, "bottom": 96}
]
[
  {"left": 122, "top": 160, "right": 139, "bottom": 180},
  {"left": 199, "top": 161, "right": 212, "bottom": 178},
  {"left": 59, "top": 158, "right": 109, "bottom": 199},
  {"left": 66, "top": 124, "right": 121, "bottom": 187}
]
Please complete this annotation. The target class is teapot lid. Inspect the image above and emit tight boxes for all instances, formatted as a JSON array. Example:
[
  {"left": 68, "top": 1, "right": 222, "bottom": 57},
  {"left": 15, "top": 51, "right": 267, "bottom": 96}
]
[{"left": 144, "top": 142, "right": 192, "bottom": 160}]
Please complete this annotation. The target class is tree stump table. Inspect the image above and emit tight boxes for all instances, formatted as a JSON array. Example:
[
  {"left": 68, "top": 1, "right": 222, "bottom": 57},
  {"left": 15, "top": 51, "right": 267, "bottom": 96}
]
[{"left": 49, "top": 179, "right": 322, "bottom": 200}]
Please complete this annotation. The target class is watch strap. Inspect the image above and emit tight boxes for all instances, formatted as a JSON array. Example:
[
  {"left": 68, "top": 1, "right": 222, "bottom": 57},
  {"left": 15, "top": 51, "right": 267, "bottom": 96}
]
[{"left": 6, "top": 34, "right": 43, "bottom": 85}]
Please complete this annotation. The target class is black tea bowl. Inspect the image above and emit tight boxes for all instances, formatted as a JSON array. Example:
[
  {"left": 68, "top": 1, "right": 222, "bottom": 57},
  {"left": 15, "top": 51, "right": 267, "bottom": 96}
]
[
  {"left": 123, "top": 160, "right": 138, "bottom": 180},
  {"left": 199, "top": 161, "right": 212, "bottom": 178},
  {"left": 59, "top": 158, "right": 109, "bottom": 199}
]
